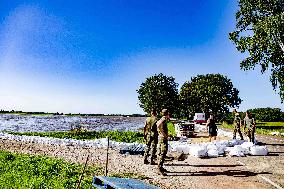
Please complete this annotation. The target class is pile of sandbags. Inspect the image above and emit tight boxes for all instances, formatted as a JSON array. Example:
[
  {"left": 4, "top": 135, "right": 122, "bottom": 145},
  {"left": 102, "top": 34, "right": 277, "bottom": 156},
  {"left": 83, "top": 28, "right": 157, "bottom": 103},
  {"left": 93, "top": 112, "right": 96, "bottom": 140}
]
[
  {"left": 0, "top": 132, "right": 143, "bottom": 149},
  {"left": 0, "top": 131, "right": 269, "bottom": 158},
  {"left": 168, "top": 138, "right": 269, "bottom": 158}
]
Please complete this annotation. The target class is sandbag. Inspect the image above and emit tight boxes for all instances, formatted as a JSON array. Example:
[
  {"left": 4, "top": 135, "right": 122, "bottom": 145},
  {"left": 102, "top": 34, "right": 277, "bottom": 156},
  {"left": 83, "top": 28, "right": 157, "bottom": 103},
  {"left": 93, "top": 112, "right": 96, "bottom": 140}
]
[
  {"left": 190, "top": 145, "right": 207, "bottom": 157},
  {"left": 250, "top": 146, "right": 268, "bottom": 156},
  {"left": 240, "top": 142, "right": 254, "bottom": 154},
  {"left": 175, "top": 144, "right": 191, "bottom": 154},
  {"left": 229, "top": 145, "right": 246, "bottom": 157},
  {"left": 207, "top": 148, "right": 219, "bottom": 157}
]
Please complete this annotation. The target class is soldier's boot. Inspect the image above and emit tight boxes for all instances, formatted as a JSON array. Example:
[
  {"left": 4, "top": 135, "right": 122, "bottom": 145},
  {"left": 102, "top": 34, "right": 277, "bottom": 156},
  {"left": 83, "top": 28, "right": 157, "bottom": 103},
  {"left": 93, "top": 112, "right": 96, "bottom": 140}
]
[
  {"left": 150, "top": 158, "right": 157, "bottom": 165},
  {"left": 144, "top": 159, "right": 149, "bottom": 164},
  {"left": 149, "top": 154, "right": 157, "bottom": 165},
  {"left": 144, "top": 157, "right": 149, "bottom": 164},
  {"left": 157, "top": 167, "right": 167, "bottom": 176}
]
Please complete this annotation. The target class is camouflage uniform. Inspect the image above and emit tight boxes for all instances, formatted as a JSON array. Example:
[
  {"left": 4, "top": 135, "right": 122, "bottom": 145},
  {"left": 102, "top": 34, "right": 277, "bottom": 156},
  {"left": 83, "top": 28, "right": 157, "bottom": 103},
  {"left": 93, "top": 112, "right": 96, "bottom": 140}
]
[
  {"left": 144, "top": 116, "right": 158, "bottom": 163},
  {"left": 244, "top": 117, "right": 256, "bottom": 142},
  {"left": 157, "top": 116, "right": 168, "bottom": 169},
  {"left": 233, "top": 115, "right": 243, "bottom": 140}
]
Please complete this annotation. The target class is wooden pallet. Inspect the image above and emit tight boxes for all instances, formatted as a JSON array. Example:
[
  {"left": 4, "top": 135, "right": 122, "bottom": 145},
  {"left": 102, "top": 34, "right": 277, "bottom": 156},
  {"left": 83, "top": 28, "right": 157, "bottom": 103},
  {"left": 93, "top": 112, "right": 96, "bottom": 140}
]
[
  {"left": 175, "top": 122, "right": 195, "bottom": 137},
  {"left": 92, "top": 176, "right": 159, "bottom": 189}
]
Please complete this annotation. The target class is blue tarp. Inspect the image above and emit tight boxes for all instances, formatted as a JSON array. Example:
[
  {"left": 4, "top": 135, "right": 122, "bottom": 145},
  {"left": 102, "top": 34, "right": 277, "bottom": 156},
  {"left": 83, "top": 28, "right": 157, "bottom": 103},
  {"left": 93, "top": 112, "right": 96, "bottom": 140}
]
[{"left": 92, "top": 176, "right": 159, "bottom": 189}]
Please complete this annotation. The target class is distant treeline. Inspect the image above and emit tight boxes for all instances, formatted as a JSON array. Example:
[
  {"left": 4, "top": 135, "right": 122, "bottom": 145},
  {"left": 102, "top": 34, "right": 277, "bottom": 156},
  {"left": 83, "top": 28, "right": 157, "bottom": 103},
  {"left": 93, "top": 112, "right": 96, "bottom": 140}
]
[
  {"left": 0, "top": 110, "right": 147, "bottom": 117},
  {"left": 222, "top": 107, "right": 284, "bottom": 123}
]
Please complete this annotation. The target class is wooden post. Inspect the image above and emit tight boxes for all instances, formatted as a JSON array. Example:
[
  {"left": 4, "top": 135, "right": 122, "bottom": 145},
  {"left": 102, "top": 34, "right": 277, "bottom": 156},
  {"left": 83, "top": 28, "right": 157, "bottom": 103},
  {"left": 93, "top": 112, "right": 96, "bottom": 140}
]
[
  {"left": 105, "top": 137, "right": 110, "bottom": 176},
  {"left": 76, "top": 154, "right": 90, "bottom": 189}
]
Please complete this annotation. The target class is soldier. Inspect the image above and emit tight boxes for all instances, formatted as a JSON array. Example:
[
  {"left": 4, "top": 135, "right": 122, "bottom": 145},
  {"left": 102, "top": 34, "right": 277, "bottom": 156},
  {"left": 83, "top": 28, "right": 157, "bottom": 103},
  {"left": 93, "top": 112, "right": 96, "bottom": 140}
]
[
  {"left": 233, "top": 109, "right": 244, "bottom": 140},
  {"left": 156, "top": 109, "right": 170, "bottom": 175},
  {"left": 143, "top": 109, "right": 158, "bottom": 165},
  {"left": 243, "top": 111, "right": 256, "bottom": 143}
]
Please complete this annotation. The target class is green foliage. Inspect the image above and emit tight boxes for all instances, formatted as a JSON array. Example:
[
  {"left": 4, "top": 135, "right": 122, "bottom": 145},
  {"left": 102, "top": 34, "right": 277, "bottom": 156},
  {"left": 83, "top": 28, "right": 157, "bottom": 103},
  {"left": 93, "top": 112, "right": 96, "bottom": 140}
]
[
  {"left": 137, "top": 73, "right": 179, "bottom": 116},
  {"left": 248, "top": 107, "right": 284, "bottom": 122},
  {"left": 229, "top": 0, "right": 284, "bottom": 102},
  {"left": 167, "top": 121, "right": 176, "bottom": 137},
  {"left": 9, "top": 130, "right": 144, "bottom": 143},
  {"left": 0, "top": 150, "right": 103, "bottom": 189},
  {"left": 220, "top": 112, "right": 234, "bottom": 124},
  {"left": 179, "top": 74, "right": 242, "bottom": 120},
  {"left": 221, "top": 111, "right": 247, "bottom": 124}
]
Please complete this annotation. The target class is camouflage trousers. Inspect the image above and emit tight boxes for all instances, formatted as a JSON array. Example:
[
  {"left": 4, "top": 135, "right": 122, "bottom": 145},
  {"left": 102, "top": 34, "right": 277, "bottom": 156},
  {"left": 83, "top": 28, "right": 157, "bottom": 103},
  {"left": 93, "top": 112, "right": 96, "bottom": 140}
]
[
  {"left": 157, "top": 137, "right": 168, "bottom": 168},
  {"left": 233, "top": 124, "right": 243, "bottom": 140},
  {"left": 144, "top": 133, "right": 158, "bottom": 162},
  {"left": 247, "top": 128, "right": 255, "bottom": 143}
]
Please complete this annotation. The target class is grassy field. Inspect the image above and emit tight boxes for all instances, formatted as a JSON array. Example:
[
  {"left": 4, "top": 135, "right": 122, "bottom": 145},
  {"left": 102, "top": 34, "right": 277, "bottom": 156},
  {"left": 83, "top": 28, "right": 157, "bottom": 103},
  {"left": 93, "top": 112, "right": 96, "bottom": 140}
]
[
  {"left": 0, "top": 150, "right": 103, "bottom": 189},
  {"left": 8, "top": 122, "right": 176, "bottom": 143},
  {"left": 220, "top": 122, "right": 284, "bottom": 136},
  {"left": 8, "top": 130, "right": 145, "bottom": 143}
]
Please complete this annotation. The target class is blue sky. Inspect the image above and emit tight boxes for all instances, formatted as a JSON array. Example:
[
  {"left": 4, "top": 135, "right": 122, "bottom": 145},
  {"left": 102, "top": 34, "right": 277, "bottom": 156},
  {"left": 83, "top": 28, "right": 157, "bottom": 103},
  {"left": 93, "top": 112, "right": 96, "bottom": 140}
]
[{"left": 0, "top": 0, "right": 282, "bottom": 114}]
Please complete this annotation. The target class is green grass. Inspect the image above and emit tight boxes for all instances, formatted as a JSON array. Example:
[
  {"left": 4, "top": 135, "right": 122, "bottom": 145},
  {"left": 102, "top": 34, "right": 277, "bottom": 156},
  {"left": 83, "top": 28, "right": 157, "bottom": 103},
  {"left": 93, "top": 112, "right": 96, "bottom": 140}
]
[
  {"left": 220, "top": 122, "right": 284, "bottom": 137},
  {"left": 256, "top": 122, "right": 284, "bottom": 126},
  {"left": 8, "top": 130, "right": 144, "bottom": 143},
  {"left": 0, "top": 150, "right": 103, "bottom": 189},
  {"left": 8, "top": 124, "right": 176, "bottom": 142}
]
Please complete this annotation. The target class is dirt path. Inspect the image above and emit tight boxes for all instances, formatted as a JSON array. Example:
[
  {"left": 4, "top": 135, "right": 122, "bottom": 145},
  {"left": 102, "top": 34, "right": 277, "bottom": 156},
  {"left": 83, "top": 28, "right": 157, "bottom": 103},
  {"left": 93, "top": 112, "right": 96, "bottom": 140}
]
[{"left": 0, "top": 134, "right": 283, "bottom": 189}]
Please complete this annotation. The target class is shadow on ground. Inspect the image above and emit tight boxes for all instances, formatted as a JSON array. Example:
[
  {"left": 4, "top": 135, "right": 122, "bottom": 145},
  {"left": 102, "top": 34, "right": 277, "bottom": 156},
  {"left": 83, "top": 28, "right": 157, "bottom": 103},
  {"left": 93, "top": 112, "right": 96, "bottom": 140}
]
[
  {"left": 165, "top": 170, "right": 271, "bottom": 177},
  {"left": 164, "top": 164, "right": 242, "bottom": 167}
]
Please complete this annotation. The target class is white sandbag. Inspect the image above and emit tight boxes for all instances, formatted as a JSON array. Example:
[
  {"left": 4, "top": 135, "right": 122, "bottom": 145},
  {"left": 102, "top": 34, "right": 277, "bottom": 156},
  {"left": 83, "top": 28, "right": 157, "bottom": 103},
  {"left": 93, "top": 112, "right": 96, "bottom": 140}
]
[
  {"left": 241, "top": 141, "right": 254, "bottom": 148},
  {"left": 207, "top": 143, "right": 217, "bottom": 150},
  {"left": 190, "top": 145, "right": 207, "bottom": 157},
  {"left": 216, "top": 144, "right": 226, "bottom": 155},
  {"left": 175, "top": 144, "right": 191, "bottom": 154},
  {"left": 270, "top": 132, "right": 280, "bottom": 136},
  {"left": 229, "top": 145, "right": 245, "bottom": 157},
  {"left": 217, "top": 140, "right": 229, "bottom": 147},
  {"left": 227, "top": 139, "right": 239, "bottom": 147},
  {"left": 250, "top": 146, "right": 268, "bottom": 156},
  {"left": 240, "top": 142, "right": 254, "bottom": 154},
  {"left": 207, "top": 148, "right": 219, "bottom": 157}
]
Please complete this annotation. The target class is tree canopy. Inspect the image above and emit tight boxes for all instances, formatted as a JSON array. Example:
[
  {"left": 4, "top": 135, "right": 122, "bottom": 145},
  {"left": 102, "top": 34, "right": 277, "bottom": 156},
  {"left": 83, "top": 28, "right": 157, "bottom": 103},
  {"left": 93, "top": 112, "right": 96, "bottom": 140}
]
[
  {"left": 229, "top": 0, "right": 284, "bottom": 102},
  {"left": 137, "top": 73, "right": 179, "bottom": 116},
  {"left": 179, "top": 74, "right": 242, "bottom": 120},
  {"left": 248, "top": 107, "right": 284, "bottom": 122}
]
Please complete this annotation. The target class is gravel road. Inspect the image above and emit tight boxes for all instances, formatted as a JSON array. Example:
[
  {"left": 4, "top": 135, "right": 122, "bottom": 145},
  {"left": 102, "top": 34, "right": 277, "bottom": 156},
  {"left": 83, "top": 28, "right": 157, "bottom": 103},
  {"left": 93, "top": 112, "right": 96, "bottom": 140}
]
[{"left": 0, "top": 134, "right": 283, "bottom": 189}]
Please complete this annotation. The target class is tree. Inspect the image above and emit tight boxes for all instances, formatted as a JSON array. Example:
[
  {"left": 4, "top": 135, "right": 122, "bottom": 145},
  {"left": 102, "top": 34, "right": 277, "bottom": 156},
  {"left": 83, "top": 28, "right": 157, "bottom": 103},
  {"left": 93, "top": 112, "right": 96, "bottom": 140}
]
[
  {"left": 179, "top": 74, "right": 242, "bottom": 120},
  {"left": 248, "top": 107, "right": 283, "bottom": 122},
  {"left": 137, "top": 73, "right": 179, "bottom": 116},
  {"left": 229, "top": 0, "right": 284, "bottom": 102}
]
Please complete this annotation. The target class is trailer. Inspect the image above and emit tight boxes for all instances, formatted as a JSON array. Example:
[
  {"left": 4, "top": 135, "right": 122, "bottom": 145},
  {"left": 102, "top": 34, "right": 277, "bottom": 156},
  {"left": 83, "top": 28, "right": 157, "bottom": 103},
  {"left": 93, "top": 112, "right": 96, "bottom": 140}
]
[{"left": 193, "top": 113, "right": 206, "bottom": 124}]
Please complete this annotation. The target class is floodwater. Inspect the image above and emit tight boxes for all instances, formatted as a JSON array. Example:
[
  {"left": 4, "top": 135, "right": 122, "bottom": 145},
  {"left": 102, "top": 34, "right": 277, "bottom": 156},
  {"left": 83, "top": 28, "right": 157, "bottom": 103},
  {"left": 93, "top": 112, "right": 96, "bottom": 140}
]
[{"left": 0, "top": 114, "right": 145, "bottom": 132}]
